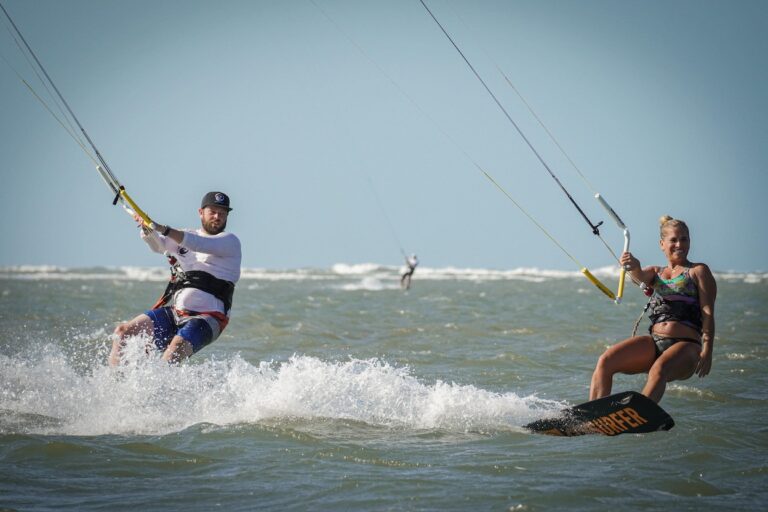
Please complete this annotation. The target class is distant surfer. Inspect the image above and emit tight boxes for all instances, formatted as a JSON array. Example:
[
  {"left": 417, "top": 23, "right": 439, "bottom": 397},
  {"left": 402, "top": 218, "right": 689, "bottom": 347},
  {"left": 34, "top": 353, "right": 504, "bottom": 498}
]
[
  {"left": 401, "top": 253, "right": 419, "bottom": 290},
  {"left": 108, "top": 192, "right": 242, "bottom": 365},
  {"left": 589, "top": 215, "right": 717, "bottom": 403}
]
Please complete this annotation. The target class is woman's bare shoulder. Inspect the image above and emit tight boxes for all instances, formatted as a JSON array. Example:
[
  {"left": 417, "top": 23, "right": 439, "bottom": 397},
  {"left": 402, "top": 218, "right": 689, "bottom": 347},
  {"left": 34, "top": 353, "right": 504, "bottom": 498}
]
[{"left": 690, "top": 262, "right": 716, "bottom": 283}]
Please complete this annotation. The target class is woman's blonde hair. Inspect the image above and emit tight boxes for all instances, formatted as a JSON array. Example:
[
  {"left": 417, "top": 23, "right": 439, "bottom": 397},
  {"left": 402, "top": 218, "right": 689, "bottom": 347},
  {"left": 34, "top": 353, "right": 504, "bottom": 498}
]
[{"left": 659, "top": 215, "right": 689, "bottom": 239}]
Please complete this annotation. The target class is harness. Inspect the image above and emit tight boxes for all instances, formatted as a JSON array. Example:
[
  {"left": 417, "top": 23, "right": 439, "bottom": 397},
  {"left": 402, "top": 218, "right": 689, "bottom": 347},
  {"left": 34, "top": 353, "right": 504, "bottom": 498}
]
[
  {"left": 152, "top": 257, "right": 235, "bottom": 314},
  {"left": 647, "top": 294, "right": 702, "bottom": 333},
  {"left": 649, "top": 267, "right": 702, "bottom": 333},
  {"left": 630, "top": 266, "right": 702, "bottom": 336}
]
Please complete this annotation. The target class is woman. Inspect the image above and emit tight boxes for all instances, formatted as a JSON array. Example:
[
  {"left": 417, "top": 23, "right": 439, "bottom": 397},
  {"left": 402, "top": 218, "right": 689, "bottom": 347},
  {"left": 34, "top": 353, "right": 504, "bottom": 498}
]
[{"left": 589, "top": 215, "right": 717, "bottom": 403}]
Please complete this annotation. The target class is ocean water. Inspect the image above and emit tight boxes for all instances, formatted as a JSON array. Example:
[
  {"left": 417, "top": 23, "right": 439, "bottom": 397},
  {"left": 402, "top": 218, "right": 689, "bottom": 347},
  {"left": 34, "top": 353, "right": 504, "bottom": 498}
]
[{"left": 1, "top": 264, "right": 766, "bottom": 511}]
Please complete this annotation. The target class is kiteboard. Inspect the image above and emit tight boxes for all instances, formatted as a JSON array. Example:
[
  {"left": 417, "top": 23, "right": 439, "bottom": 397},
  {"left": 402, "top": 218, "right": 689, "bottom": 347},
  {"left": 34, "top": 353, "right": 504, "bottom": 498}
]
[{"left": 524, "top": 391, "right": 675, "bottom": 437}]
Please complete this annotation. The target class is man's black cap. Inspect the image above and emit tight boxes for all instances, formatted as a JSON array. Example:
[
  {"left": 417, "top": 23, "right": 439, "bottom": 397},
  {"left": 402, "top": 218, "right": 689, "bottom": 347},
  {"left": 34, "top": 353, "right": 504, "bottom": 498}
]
[{"left": 201, "top": 191, "right": 232, "bottom": 211}]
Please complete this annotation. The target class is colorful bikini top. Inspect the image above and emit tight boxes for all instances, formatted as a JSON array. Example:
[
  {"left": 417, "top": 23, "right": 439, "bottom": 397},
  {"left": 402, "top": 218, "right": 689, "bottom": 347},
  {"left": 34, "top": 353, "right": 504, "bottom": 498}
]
[{"left": 647, "top": 267, "right": 702, "bottom": 333}]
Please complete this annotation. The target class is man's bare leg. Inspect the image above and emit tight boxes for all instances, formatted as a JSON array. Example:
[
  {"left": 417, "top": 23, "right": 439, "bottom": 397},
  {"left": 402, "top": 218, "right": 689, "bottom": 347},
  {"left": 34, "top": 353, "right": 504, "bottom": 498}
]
[
  {"left": 109, "top": 314, "right": 154, "bottom": 366},
  {"left": 161, "top": 335, "right": 194, "bottom": 364}
]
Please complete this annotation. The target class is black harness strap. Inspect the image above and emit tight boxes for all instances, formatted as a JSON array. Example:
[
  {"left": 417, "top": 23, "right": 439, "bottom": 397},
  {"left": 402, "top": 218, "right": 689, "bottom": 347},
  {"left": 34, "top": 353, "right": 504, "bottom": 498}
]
[
  {"left": 152, "top": 266, "right": 235, "bottom": 313},
  {"left": 647, "top": 295, "right": 703, "bottom": 334}
]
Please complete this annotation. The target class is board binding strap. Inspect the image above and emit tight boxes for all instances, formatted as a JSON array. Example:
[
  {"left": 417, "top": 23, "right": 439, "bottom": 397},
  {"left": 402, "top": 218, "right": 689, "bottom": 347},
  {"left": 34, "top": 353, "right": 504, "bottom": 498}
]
[{"left": 525, "top": 391, "right": 675, "bottom": 437}]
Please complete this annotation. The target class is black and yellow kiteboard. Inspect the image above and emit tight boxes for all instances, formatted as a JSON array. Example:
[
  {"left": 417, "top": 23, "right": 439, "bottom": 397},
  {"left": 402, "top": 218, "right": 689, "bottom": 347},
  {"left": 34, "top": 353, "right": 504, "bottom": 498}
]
[{"left": 525, "top": 391, "right": 675, "bottom": 437}]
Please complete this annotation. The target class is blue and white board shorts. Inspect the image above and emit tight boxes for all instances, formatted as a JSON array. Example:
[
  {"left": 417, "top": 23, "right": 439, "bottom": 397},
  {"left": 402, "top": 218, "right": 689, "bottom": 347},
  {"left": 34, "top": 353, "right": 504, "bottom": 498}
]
[{"left": 145, "top": 307, "right": 224, "bottom": 353}]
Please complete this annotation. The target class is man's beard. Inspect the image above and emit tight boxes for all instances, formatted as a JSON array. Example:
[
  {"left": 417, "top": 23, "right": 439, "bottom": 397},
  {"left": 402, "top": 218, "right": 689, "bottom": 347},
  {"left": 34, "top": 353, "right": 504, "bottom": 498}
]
[{"left": 202, "top": 219, "right": 226, "bottom": 235}]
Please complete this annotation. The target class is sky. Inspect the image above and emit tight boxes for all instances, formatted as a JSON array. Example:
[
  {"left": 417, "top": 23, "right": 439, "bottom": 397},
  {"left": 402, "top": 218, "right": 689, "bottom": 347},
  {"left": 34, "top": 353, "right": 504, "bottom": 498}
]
[{"left": 1, "top": 0, "right": 766, "bottom": 272}]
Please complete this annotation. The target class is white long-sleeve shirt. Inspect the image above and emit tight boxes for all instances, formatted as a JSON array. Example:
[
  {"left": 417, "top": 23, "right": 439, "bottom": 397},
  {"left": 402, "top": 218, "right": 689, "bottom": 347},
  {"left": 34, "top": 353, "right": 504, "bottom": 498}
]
[{"left": 142, "top": 228, "right": 241, "bottom": 314}]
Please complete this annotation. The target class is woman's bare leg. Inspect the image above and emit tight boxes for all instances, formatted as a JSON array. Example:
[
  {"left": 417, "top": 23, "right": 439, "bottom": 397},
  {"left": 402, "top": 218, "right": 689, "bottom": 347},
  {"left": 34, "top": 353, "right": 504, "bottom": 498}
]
[
  {"left": 590, "top": 336, "right": 656, "bottom": 400},
  {"left": 643, "top": 341, "right": 701, "bottom": 402}
]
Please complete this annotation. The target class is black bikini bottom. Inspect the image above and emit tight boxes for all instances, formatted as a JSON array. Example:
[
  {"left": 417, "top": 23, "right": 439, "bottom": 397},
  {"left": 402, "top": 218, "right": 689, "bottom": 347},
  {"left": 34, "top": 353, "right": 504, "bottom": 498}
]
[{"left": 652, "top": 333, "right": 701, "bottom": 359}]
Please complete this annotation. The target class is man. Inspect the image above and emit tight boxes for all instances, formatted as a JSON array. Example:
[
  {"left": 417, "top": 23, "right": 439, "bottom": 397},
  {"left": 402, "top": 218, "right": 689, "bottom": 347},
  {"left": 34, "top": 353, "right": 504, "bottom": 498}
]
[
  {"left": 400, "top": 253, "right": 419, "bottom": 291},
  {"left": 108, "top": 191, "right": 242, "bottom": 365}
]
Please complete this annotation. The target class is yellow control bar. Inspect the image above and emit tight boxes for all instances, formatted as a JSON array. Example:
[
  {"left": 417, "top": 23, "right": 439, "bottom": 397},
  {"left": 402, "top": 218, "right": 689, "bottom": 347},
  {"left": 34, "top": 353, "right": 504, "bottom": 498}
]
[
  {"left": 581, "top": 268, "right": 616, "bottom": 300},
  {"left": 616, "top": 268, "right": 626, "bottom": 303},
  {"left": 119, "top": 188, "right": 154, "bottom": 228},
  {"left": 614, "top": 227, "right": 630, "bottom": 304}
]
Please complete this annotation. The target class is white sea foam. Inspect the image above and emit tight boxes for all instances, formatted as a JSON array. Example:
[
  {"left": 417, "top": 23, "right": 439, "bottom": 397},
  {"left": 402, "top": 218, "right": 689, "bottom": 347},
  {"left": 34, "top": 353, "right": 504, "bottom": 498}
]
[
  {"left": 667, "top": 383, "right": 717, "bottom": 399},
  {"left": 0, "top": 342, "right": 561, "bottom": 436},
  {"left": 414, "top": 266, "right": 562, "bottom": 282},
  {"left": 718, "top": 271, "right": 768, "bottom": 283},
  {"left": 239, "top": 268, "right": 337, "bottom": 281},
  {"left": 0, "top": 265, "right": 167, "bottom": 282},
  {"left": 337, "top": 277, "right": 401, "bottom": 291},
  {"left": 331, "top": 263, "right": 390, "bottom": 275},
  {"left": 117, "top": 266, "right": 169, "bottom": 281},
  {"left": 1, "top": 264, "right": 764, "bottom": 283},
  {"left": 3, "top": 264, "right": 66, "bottom": 273}
]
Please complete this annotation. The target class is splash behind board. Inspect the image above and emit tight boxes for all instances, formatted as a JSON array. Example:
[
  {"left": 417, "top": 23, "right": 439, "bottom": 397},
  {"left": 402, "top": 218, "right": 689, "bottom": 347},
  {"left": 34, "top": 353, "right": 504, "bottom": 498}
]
[{"left": 525, "top": 391, "right": 675, "bottom": 436}]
